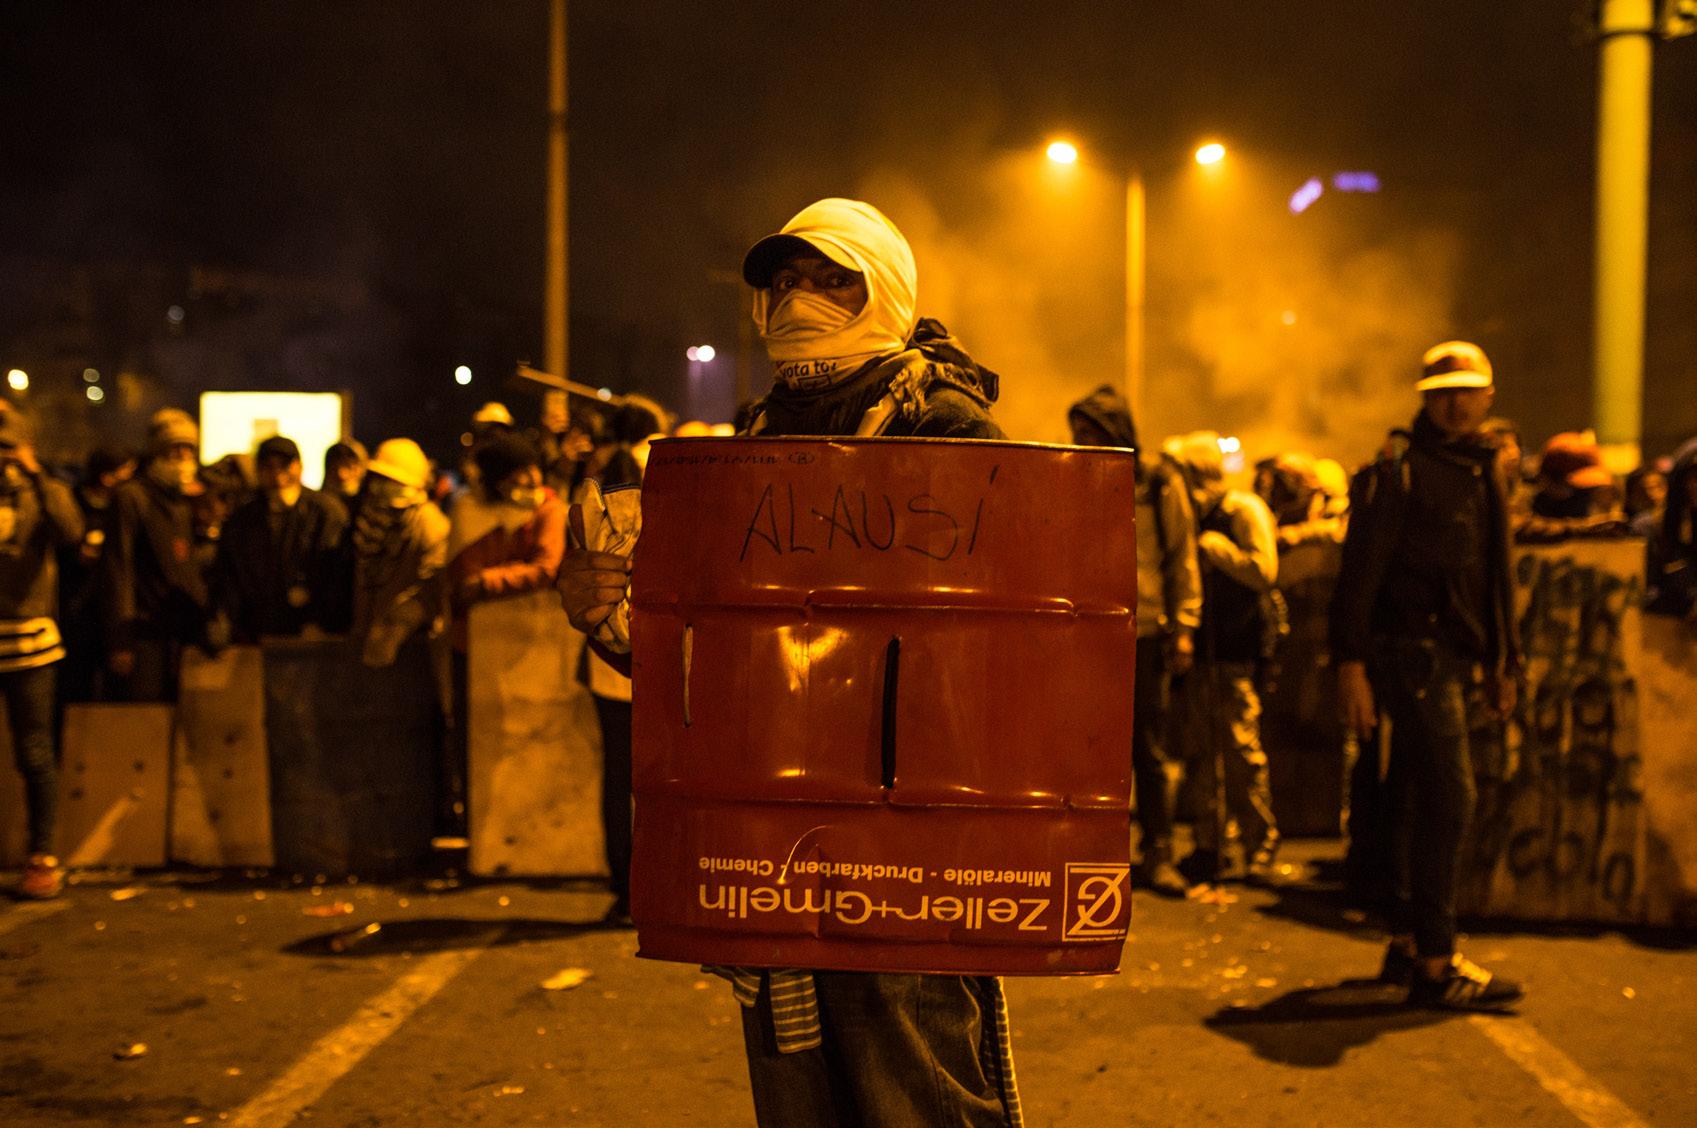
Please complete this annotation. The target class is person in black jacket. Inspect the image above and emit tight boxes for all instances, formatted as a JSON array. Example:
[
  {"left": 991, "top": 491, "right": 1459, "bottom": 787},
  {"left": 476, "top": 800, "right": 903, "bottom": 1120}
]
[
  {"left": 1330, "top": 340, "right": 1524, "bottom": 1011},
  {"left": 211, "top": 436, "right": 349, "bottom": 644},
  {"left": 1069, "top": 387, "right": 1201, "bottom": 897},
  {"left": 559, "top": 198, "right": 1019, "bottom": 1127},
  {"left": 0, "top": 410, "right": 85, "bottom": 898},
  {"left": 57, "top": 445, "right": 135, "bottom": 704},
  {"left": 1646, "top": 437, "right": 1697, "bottom": 617},
  {"left": 106, "top": 408, "right": 210, "bottom": 701}
]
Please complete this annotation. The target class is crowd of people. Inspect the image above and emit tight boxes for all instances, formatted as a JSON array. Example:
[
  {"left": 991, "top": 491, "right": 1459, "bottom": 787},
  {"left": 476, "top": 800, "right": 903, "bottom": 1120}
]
[
  {"left": 0, "top": 388, "right": 696, "bottom": 904},
  {"left": 5, "top": 194, "right": 1696, "bottom": 1125}
]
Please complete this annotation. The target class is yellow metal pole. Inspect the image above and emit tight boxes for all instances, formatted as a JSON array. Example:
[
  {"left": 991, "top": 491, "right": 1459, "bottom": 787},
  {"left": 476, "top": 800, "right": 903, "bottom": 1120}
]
[
  {"left": 546, "top": 0, "right": 569, "bottom": 380},
  {"left": 1592, "top": 0, "right": 1655, "bottom": 471},
  {"left": 1125, "top": 170, "right": 1146, "bottom": 428}
]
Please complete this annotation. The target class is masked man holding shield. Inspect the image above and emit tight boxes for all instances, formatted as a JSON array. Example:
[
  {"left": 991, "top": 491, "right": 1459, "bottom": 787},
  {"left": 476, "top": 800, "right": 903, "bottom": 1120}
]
[{"left": 560, "top": 198, "right": 1022, "bottom": 1125}]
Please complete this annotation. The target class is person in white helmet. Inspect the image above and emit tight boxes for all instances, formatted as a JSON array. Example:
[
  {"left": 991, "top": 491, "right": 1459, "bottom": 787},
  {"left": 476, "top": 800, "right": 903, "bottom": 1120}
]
[
  {"left": 1331, "top": 340, "right": 1524, "bottom": 1011},
  {"left": 558, "top": 198, "right": 1020, "bottom": 1126}
]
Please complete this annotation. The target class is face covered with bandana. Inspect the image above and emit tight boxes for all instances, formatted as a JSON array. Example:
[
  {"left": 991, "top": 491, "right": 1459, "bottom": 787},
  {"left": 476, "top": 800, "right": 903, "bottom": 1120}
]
[
  {"left": 147, "top": 443, "right": 201, "bottom": 495},
  {"left": 746, "top": 198, "right": 919, "bottom": 392},
  {"left": 365, "top": 474, "right": 421, "bottom": 510}
]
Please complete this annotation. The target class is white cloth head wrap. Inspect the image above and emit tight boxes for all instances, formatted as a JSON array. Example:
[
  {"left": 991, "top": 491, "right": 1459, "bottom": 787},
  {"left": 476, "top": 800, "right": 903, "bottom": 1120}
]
[{"left": 743, "top": 198, "right": 918, "bottom": 388}]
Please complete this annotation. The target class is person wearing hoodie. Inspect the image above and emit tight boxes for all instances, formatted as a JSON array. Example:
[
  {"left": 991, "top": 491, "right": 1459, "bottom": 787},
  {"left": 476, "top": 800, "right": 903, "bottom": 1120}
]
[
  {"left": 351, "top": 438, "right": 450, "bottom": 669},
  {"left": 1646, "top": 437, "right": 1697, "bottom": 619},
  {"left": 1330, "top": 340, "right": 1524, "bottom": 1011},
  {"left": 106, "top": 408, "right": 211, "bottom": 701},
  {"left": 57, "top": 444, "right": 135, "bottom": 704},
  {"left": 1069, "top": 385, "right": 1200, "bottom": 897},
  {"left": 559, "top": 198, "right": 1020, "bottom": 1127},
  {"left": 1168, "top": 430, "right": 1282, "bottom": 885},
  {"left": 0, "top": 410, "right": 85, "bottom": 898}
]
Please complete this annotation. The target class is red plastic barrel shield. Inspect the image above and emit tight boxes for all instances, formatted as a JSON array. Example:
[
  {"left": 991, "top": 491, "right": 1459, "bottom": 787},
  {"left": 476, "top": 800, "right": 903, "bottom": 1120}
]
[{"left": 629, "top": 437, "right": 1137, "bottom": 975}]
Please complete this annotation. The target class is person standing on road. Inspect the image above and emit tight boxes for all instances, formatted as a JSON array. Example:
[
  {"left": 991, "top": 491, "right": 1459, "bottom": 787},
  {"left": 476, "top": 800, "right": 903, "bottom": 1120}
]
[
  {"left": 0, "top": 410, "right": 85, "bottom": 897},
  {"left": 56, "top": 445, "right": 134, "bottom": 703},
  {"left": 559, "top": 197, "right": 1021, "bottom": 1126},
  {"left": 1168, "top": 431, "right": 1281, "bottom": 884},
  {"left": 1330, "top": 340, "right": 1525, "bottom": 1011},
  {"left": 105, "top": 408, "right": 211, "bottom": 702},
  {"left": 577, "top": 397, "right": 668, "bottom": 928},
  {"left": 350, "top": 438, "right": 449, "bottom": 670},
  {"left": 1069, "top": 386, "right": 1199, "bottom": 897},
  {"left": 210, "top": 436, "right": 349, "bottom": 645}
]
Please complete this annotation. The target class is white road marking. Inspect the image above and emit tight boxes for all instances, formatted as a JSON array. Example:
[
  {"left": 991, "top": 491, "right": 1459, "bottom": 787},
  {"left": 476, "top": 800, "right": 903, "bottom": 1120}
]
[
  {"left": 0, "top": 899, "right": 70, "bottom": 936},
  {"left": 1471, "top": 1015, "right": 1649, "bottom": 1128},
  {"left": 227, "top": 934, "right": 499, "bottom": 1128}
]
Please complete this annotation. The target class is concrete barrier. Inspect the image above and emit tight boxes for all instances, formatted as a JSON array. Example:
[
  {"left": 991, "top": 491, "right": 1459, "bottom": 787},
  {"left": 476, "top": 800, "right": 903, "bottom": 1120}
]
[
  {"left": 172, "top": 646, "right": 273, "bottom": 867},
  {"left": 1458, "top": 539, "right": 1697, "bottom": 927},
  {"left": 465, "top": 594, "right": 607, "bottom": 878},
  {"left": 263, "top": 637, "right": 440, "bottom": 878},
  {"left": 0, "top": 703, "right": 174, "bottom": 869}
]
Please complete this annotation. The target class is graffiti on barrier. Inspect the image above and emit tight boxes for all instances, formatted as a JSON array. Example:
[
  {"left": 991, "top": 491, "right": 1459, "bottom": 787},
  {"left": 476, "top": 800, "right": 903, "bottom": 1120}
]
[{"left": 1462, "top": 549, "right": 1646, "bottom": 917}]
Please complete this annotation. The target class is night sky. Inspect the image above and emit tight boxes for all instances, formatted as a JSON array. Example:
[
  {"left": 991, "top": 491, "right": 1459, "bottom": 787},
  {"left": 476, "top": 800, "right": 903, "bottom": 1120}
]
[{"left": 2, "top": 1, "right": 1693, "bottom": 462}]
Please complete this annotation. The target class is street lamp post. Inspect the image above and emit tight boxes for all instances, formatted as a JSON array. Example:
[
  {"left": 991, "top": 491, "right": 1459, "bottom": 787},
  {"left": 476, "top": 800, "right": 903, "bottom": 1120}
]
[
  {"left": 1048, "top": 140, "right": 1225, "bottom": 427},
  {"left": 1124, "top": 171, "right": 1146, "bottom": 420}
]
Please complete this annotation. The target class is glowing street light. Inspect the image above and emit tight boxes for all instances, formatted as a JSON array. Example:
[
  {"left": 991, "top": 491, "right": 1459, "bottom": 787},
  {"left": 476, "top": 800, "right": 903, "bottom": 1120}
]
[
  {"left": 1042, "top": 136, "right": 1227, "bottom": 421},
  {"left": 454, "top": 365, "right": 473, "bottom": 386},
  {"left": 5, "top": 369, "right": 27, "bottom": 392},
  {"left": 1045, "top": 140, "right": 1080, "bottom": 166},
  {"left": 687, "top": 344, "right": 717, "bottom": 363},
  {"left": 86, "top": 385, "right": 105, "bottom": 403}
]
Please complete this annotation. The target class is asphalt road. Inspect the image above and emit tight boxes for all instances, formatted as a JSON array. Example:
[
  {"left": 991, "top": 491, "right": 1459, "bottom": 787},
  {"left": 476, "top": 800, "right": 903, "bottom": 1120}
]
[{"left": 1, "top": 843, "right": 1691, "bottom": 1127}]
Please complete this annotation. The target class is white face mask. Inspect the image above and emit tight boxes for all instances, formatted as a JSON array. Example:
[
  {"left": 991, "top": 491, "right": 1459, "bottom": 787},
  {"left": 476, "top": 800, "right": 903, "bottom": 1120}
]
[
  {"left": 506, "top": 486, "right": 545, "bottom": 511},
  {"left": 762, "top": 293, "right": 880, "bottom": 389},
  {"left": 749, "top": 200, "right": 921, "bottom": 392},
  {"left": 149, "top": 455, "right": 198, "bottom": 493},
  {"left": 766, "top": 290, "right": 855, "bottom": 343}
]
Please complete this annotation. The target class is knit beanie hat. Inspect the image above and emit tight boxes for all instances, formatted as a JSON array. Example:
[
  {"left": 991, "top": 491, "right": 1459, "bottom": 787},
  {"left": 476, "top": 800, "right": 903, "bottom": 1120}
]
[
  {"left": 256, "top": 435, "right": 301, "bottom": 464},
  {"left": 148, "top": 408, "right": 199, "bottom": 455}
]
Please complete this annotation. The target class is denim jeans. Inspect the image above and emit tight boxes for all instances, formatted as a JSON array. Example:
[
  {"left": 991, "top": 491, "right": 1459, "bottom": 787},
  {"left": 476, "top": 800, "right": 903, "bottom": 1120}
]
[
  {"left": 1132, "top": 636, "right": 1175, "bottom": 855},
  {"left": 1371, "top": 637, "right": 1478, "bottom": 957},
  {"left": 3, "top": 663, "right": 59, "bottom": 856},
  {"left": 740, "top": 972, "right": 1016, "bottom": 1127}
]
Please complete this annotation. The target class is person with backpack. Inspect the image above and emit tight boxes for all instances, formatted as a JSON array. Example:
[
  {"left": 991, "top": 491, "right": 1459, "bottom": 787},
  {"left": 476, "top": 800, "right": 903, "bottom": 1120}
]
[
  {"left": 1330, "top": 340, "right": 1524, "bottom": 1011},
  {"left": 1167, "top": 430, "right": 1281, "bottom": 884}
]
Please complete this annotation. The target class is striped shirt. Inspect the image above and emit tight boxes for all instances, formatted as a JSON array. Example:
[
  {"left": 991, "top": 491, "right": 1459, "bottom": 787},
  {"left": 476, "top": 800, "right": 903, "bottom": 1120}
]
[
  {"left": 712, "top": 966, "right": 1023, "bottom": 1126},
  {"left": 0, "top": 616, "right": 64, "bottom": 673}
]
